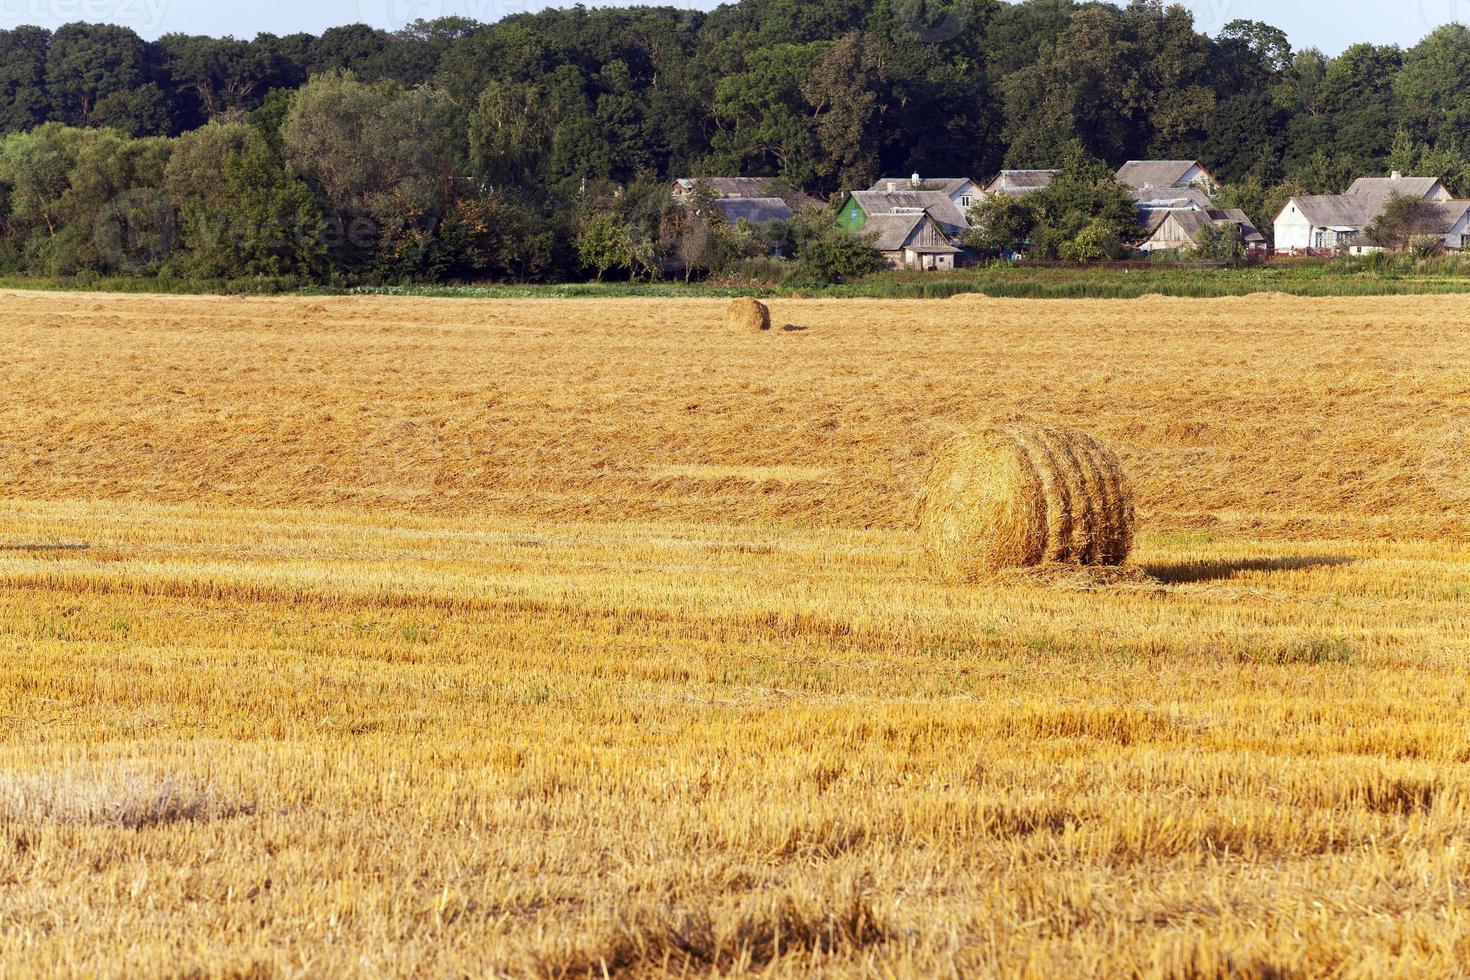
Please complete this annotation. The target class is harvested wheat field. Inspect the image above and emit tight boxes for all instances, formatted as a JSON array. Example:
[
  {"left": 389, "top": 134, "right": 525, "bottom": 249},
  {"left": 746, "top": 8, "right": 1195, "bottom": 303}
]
[{"left": 2, "top": 289, "right": 1470, "bottom": 978}]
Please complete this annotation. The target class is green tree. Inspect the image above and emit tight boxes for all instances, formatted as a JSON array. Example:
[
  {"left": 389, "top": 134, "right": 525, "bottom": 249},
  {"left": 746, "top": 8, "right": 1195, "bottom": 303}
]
[
  {"left": 1364, "top": 194, "right": 1442, "bottom": 251},
  {"left": 1190, "top": 221, "right": 1245, "bottom": 262},
  {"left": 281, "top": 71, "right": 449, "bottom": 276},
  {"left": 0, "top": 28, "right": 52, "bottom": 134},
  {"left": 44, "top": 24, "right": 150, "bottom": 127},
  {"left": 1315, "top": 43, "right": 1403, "bottom": 173},
  {"left": 577, "top": 210, "right": 633, "bottom": 280},
  {"left": 92, "top": 83, "right": 174, "bottom": 137},
  {"left": 964, "top": 194, "right": 1033, "bottom": 255},
  {"left": 790, "top": 211, "right": 881, "bottom": 283},
  {"left": 166, "top": 121, "right": 324, "bottom": 279},
  {"left": 0, "top": 123, "right": 171, "bottom": 274},
  {"left": 1024, "top": 147, "right": 1139, "bottom": 260},
  {"left": 709, "top": 42, "right": 823, "bottom": 188},
  {"left": 801, "top": 33, "right": 884, "bottom": 193},
  {"left": 1396, "top": 25, "right": 1470, "bottom": 149}
]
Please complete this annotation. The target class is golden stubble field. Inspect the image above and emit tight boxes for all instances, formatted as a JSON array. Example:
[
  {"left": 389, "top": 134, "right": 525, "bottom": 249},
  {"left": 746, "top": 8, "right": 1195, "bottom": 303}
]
[{"left": 1, "top": 289, "right": 1469, "bottom": 978}]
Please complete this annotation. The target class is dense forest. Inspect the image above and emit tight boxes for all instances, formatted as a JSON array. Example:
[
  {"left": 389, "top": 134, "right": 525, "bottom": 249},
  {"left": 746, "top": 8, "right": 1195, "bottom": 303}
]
[{"left": 1, "top": 0, "right": 1468, "bottom": 284}]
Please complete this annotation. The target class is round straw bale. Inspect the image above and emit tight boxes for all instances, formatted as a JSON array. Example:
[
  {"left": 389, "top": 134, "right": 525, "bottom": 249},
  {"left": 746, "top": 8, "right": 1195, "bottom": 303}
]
[
  {"left": 727, "top": 297, "right": 771, "bottom": 331},
  {"left": 917, "top": 424, "right": 1135, "bottom": 582}
]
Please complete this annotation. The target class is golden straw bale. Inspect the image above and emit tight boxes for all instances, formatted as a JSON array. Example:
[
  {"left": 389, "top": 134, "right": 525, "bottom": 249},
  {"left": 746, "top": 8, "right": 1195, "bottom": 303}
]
[
  {"left": 726, "top": 297, "right": 771, "bottom": 331},
  {"left": 918, "top": 424, "right": 1136, "bottom": 581}
]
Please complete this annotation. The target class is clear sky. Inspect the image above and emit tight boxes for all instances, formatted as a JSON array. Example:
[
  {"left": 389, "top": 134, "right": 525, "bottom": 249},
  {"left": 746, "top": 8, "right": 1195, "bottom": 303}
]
[{"left": 0, "top": 0, "right": 1460, "bottom": 54}]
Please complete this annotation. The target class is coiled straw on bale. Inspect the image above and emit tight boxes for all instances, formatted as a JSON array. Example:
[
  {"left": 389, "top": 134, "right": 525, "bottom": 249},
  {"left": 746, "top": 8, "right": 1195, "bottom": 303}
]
[
  {"left": 727, "top": 297, "right": 771, "bottom": 331},
  {"left": 918, "top": 424, "right": 1136, "bottom": 582}
]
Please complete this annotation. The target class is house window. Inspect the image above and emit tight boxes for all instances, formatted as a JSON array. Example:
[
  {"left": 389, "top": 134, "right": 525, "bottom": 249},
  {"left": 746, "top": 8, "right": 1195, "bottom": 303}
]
[
  {"left": 850, "top": 208, "right": 859, "bottom": 222},
  {"left": 1314, "top": 231, "right": 1324, "bottom": 248},
  {"left": 960, "top": 196, "right": 972, "bottom": 208}
]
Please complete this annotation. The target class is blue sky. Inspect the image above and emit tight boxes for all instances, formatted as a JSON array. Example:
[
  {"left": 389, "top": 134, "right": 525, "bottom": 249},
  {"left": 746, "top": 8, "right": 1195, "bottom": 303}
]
[{"left": 0, "top": 0, "right": 1462, "bottom": 54}]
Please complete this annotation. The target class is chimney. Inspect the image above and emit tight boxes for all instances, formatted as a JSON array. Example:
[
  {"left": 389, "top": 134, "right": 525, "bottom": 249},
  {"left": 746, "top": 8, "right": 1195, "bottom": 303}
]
[
  {"left": 887, "top": 181, "right": 897, "bottom": 193},
  {"left": 1391, "top": 171, "right": 1403, "bottom": 180},
  {"left": 911, "top": 172, "right": 922, "bottom": 188}
]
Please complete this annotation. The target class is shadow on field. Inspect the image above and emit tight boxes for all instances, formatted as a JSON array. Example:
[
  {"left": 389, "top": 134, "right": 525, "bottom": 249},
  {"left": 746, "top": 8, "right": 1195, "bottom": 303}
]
[
  {"left": 1146, "top": 556, "right": 1355, "bottom": 585},
  {"left": 0, "top": 544, "right": 90, "bottom": 554}
]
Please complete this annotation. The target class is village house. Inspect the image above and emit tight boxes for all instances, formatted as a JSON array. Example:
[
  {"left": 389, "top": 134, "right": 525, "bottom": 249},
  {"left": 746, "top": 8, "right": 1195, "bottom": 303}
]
[
  {"left": 979, "top": 170, "right": 1058, "bottom": 200},
  {"left": 868, "top": 175, "right": 982, "bottom": 213},
  {"left": 1116, "top": 160, "right": 1217, "bottom": 194},
  {"left": 836, "top": 186, "right": 971, "bottom": 242},
  {"left": 1133, "top": 186, "right": 1214, "bottom": 214},
  {"left": 1139, "top": 207, "right": 1267, "bottom": 254},
  {"left": 670, "top": 177, "right": 825, "bottom": 213},
  {"left": 1274, "top": 174, "right": 1469, "bottom": 253},
  {"left": 709, "top": 197, "right": 795, "bottom": 225},
  {"left": 860, "top": 211, "right": 964, "bottom": 271},
  {"left": 1345, "top": 173, "right": 1451, "bottom": 201}
]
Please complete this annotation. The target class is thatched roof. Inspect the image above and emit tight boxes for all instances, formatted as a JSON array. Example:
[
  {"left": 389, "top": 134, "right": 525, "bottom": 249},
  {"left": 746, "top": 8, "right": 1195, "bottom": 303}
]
[
  {"left": 1346, "top": 176, "right": 1444, "bottom": 200},
  {"left": 1117, "top": 160, "right": 1207, "bottom": 189},
  {"left": 712, "top": 197, "right": 795, "bottom": 225}
]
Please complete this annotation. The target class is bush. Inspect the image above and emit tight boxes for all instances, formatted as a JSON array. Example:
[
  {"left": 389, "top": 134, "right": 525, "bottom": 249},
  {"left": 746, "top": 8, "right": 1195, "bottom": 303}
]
[{"left": 790, "top": 222, "right": 883, "bottom": 285}]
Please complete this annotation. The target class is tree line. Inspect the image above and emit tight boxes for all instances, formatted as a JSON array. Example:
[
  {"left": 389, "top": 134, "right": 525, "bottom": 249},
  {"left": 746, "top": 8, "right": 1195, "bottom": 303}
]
[{"left": 2, "top": 0, "right": 1469, "bottom": 285}]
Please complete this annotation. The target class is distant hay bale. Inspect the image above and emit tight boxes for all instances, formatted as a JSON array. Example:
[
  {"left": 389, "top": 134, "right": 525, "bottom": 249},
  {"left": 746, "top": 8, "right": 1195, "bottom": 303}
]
[
  {"left": 917, "top": 424, "right": 1136, "bottom": 582},
  {"left": 727, "top": 297, "right": 771, "bottom": 331}
]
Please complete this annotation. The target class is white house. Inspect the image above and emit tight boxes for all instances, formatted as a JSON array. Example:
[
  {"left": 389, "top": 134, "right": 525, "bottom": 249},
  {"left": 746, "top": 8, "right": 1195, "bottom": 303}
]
[
  {"left": 1274, "top": 195, "right": 1385, "bottom": 252},
  {"left": 868, "top": 175, "right": 982, "bottom": 214},
  {"left": 1274, "top": 193, "right": 1470, "bottom": 253}
]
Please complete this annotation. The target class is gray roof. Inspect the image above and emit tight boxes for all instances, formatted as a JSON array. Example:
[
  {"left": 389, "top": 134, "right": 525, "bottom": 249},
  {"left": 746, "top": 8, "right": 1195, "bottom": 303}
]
[
  {"left": 713, "top": 196, "right": 795, "bottom": 225},
  {"left": 1135, "top": 187, "right": 1213, "bottom": 210},
  {"left": 673, "top": 177, "right": 824, "bottom": 211},
  {"left": 1287, "top": 194, "right": 1392, "bottom": 231},
  {"left": 985, "top": 170, "right": 1058, "bottom": 190},
  {"left": 860, "top": 212, "right": 928, "bottom": 251},
  {"left": 1288, "top": 193, "right": 1470, "bottom": 235},
  {"left": 1217, "top": 208, "right": 1266, "bottom": 243},
  {"left": 1144, "top": 207, "right": 1266, "bottom": 245},
  {"left": 675, "top": 177, "right": 775, "bottom": 197},
  {"left": 1346, "top": 176, "right": 1444, "bottom": 200},
  {"left": 982, "top": 170, "right": 1059, "bottom": 198},
  {"left": 868, "top": 177, "right": 974, "bottom": 196},
  {"left": 1117, "top": 160, "right": 1207, "bottom": 189},
  {"left": 860, "top": 212, "right": 963, "bottom": 252},
  {"left": 1420, "top": 200, "right": 1470, "bottom": 234},
  {"left": 849, "top": 189, "right": 969, "bottom": 237}
]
